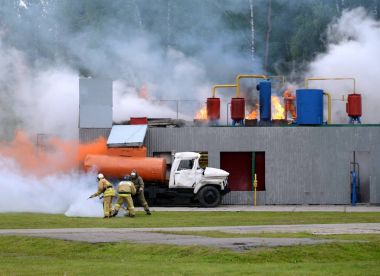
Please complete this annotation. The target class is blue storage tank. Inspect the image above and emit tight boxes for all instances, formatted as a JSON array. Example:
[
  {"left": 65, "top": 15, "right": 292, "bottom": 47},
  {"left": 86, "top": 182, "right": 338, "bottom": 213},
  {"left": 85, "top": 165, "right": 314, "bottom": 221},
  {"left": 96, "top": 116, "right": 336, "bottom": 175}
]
[
  {"left": 296, "top": 89, "right": 323, "bottom": 125},
  {"left": 257, "top": 80, "right": 271, "bottom": 121}
]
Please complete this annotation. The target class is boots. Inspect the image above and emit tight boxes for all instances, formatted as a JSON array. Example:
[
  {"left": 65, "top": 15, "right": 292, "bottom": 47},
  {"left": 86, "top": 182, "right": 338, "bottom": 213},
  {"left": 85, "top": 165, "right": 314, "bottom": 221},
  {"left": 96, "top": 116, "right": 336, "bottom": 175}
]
[{"left": 111, "top": 210, "right": 118, "bottom": 217}]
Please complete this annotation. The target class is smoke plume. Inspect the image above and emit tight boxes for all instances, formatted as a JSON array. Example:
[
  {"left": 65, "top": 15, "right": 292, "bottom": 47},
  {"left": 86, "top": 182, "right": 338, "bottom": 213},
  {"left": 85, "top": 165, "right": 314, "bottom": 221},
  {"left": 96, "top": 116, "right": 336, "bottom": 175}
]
[
  {"left": 0, "top": 156, "right": 102, "bottom": 217},
  {"left": 0, "top": 132, "right": 109, "bottom": 216},
  {"left": 0, "top": 1, "right": 264, "bottom": 216},
  {"left": 307, "top": 8, "right": 380, "bottom": 123}
]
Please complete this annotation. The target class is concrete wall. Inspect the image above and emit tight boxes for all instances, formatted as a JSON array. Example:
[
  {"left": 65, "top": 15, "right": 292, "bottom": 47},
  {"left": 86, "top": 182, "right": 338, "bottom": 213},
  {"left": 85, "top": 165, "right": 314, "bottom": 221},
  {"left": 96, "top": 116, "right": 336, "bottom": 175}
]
[
  {"left": 145, "top": 126, "right": 380, "bottom": 205},
  {"left": 79, "top": 128, "right": 111, "bottom": 143}
]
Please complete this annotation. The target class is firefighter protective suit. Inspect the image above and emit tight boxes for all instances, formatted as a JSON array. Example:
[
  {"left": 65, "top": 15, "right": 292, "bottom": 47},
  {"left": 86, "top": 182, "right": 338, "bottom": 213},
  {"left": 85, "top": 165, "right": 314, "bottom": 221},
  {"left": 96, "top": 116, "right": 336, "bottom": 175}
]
[
  {"left": 112, "top": 179, "right": 136, "bottom": 217},
  {"left": 283, "top": 89, "right": 297, "bottom": 121},
  {"left": 131, "top": 170, "right": 151, "bottom": 215},
  {"left": 89, "top": 174, "right": 116, "bottom": 218}
]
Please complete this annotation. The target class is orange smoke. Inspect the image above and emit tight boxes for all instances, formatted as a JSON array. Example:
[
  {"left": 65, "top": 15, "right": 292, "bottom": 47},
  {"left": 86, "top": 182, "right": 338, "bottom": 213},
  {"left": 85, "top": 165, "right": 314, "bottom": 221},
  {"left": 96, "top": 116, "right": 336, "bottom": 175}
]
[
  {"left": 194, "top": 105, "right": 207, "bottom": 120},
  {"left": 0, "top": 131, "right": 108, "bottom": 176}
]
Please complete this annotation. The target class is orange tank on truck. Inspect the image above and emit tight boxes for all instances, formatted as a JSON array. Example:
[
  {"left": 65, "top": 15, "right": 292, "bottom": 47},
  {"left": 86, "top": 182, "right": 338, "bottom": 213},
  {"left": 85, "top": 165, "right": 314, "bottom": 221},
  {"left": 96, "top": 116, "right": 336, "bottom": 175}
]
[
  {"left": 84, "top": 154, "right": 167, "bottom": 183},
  {"left": 84, "top": 152, "right": 229, "bottom": 207}
]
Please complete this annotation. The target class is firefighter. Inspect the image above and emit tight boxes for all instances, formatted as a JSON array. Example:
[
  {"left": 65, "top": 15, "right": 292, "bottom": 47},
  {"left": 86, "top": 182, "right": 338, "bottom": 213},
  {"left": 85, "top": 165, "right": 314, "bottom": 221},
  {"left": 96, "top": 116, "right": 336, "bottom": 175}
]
[
  {"left": 130, "top": 169, "right": 151, "bottom": 215},
  {"left": 89, "top": 173, "right": 116, "bottom": 218},
  {"left": 112, "top": 175, "right": 136, "bottom": 217},
  {"left": 283, "top": 87, "right": 297, "bottom": 122}
]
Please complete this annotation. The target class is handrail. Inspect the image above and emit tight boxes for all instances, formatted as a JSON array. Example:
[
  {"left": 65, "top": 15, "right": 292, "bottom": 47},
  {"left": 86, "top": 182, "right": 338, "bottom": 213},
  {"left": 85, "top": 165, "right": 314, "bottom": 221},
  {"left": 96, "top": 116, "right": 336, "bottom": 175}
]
[
  {"left": 305, "top": 77, "right": 356, "bottom": 93},
  {"left": 211, "top": 84, "right": 237, "bottom": 98},
  {"left": 235, "top": 74, "right": 267, "bottom": 97},
  {"left": 323, "top": 91, "right": 332, "bottom": 124}
]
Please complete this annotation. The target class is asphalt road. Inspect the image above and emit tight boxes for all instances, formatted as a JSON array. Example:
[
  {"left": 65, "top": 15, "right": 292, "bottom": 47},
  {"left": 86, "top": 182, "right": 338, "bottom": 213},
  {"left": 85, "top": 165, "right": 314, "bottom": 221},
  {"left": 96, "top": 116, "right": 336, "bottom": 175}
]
[
  {"left": 1, "top": 223, "right": 378, "bottom": 251},
  {"left": 145, "top": 205, "right": 380, "bottom": 212}
]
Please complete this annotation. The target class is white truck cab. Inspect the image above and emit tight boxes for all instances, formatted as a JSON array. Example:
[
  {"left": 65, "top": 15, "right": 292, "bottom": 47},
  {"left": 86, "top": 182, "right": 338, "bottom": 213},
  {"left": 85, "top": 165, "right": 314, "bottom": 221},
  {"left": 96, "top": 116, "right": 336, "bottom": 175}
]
[{"left": 169, "top": 152, "right": 229, "bottom": 207}]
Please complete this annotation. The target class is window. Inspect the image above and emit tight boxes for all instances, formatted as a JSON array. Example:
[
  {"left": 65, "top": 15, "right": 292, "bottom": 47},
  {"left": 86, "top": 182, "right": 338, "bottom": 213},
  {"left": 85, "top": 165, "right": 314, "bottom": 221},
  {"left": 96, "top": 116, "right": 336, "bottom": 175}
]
[{"left": 177, "top": 159, "right": 194, "bottom": 170}]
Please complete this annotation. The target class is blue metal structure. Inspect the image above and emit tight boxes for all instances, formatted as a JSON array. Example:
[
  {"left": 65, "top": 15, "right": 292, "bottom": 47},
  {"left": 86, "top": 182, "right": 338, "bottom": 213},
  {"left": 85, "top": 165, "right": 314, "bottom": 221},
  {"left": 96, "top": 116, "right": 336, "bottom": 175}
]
[
  {"left": 296, "top": 89, "right": 324, "bottom": 125},
  {"left": 351, "top": 170, "right": 357, "bottom": 206},
  {"left": 349, "top": 117, "right": 362, "bottom": 124},
  {"left": 257, "top": 81, "right": 271, "bottom": 122}
]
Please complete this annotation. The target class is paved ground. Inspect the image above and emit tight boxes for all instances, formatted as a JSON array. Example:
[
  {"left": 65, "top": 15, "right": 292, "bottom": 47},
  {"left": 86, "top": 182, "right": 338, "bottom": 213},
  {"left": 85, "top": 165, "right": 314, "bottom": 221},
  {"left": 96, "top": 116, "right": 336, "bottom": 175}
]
[
  {"left": 1, "top": 206, "right": 379, "bottom": 251},
  {"left": 146, "top": 205, "right": 380, "bottom": 212},
  {"left": 1, "top": 223, "right": 378, "bottom": 251}
]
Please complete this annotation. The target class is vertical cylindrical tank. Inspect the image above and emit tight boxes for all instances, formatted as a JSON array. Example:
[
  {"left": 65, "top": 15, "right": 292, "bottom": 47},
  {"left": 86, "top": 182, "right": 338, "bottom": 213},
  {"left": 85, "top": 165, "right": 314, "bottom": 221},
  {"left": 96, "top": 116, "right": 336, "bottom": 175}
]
[
  {"left": 257, "top": 81, "right": 271, "bottom": 121},
  {"left": 296, "top": 89, "right": 323, "bottom": 125},
  {"left": 231, "top": 97, "right": 245, "bottom": 121},
  {"left": 346, "top": 94, "right": 362, "bottom": 117},
  {"left": 207, "top": 97, "right": 220, "bottom": 120}
]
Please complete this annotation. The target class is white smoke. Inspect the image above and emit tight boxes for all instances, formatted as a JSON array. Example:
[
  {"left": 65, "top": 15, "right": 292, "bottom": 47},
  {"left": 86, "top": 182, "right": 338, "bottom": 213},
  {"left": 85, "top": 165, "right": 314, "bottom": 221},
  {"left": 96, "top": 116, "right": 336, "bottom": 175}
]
[
  {"left": 0, "top": 156, "right": 103, "bottom": 217},
  {"left": 0, "top": 38, "right": 79, "bottom": 139},
  {"left": 307, "top": 8, "right": 380, "bottom": 123}
]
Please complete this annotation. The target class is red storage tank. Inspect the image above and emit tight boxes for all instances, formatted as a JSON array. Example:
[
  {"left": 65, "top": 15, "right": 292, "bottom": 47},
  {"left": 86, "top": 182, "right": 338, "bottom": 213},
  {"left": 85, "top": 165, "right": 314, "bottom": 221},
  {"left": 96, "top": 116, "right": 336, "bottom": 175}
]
[
  {"left": 207, "top": 97, "right": 220, "bottom": 120},
  {"left": 84, "top": 154, "right": 167, "bottom": 183},
  {"left": 130, "top": 117, "right": 148, "bottom": 125},
  {"left": 346, "top": 93, "right": 362, "bottom": 117},
  {"left": 231, "top": 97, "right": 245, "bottom": 121}
]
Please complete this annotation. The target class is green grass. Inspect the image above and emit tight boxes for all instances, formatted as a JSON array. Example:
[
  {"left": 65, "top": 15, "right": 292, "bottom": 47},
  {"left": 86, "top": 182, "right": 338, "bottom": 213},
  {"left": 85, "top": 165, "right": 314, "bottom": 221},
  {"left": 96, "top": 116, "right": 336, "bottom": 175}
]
[
  {"left": 0, "top": 235, "right": 379, "bottom": 275},
  {"left": 153, "top": 230, "right": 380, "bottom": 241},
  {"left": 1, "top": 211, "right": 380, "bottom": 229}
]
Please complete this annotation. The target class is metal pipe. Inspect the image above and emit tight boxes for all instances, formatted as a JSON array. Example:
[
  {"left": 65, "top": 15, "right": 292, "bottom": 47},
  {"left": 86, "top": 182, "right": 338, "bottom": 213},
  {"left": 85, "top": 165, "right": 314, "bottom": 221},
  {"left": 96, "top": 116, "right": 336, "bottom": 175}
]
[
  {"left": 253, "top": 173, "right": 258, "bottom": 206},
  {"left": 212, "top": 84, "right": 237, "bottom": 98},
  {"left": 323, "top": 92, "right": 332, "bottom": 124},
  {"left": 226, "top": 103, "right": 231, "bottom": 126},
  {"left": 305, "top": 77, "right": 356, "bottom": 93},
  {"left": 235, "top": 74, "right": 267, "bottom": 97}
]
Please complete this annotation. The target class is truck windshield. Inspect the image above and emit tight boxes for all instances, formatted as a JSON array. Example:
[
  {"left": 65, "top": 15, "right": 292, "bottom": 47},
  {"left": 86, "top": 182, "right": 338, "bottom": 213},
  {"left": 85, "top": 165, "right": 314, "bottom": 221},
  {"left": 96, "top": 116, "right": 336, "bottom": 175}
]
[{"left": 177, "top": 159, "right": 194, "bottom": 170}]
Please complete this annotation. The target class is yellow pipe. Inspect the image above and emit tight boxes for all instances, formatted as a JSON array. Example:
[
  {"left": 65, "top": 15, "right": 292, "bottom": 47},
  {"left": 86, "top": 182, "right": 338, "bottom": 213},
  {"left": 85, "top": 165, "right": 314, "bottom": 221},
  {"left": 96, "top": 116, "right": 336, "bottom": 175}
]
[
  {"left": 268, "top": 75, "right": 286, "bottom": 87},
  {"left": 305, "top": 77, "right": 356, "bottom": 93},
  {"left": 323, "top": 92, "right": 332, "bottom": 124},
  {"left": 212, "top": 84, "right": 237, "bottom": 98},
  {"left": 236, "top": 74, "right": 267, "bottom": 97},
  {"left": 253, "top": 173, "right": 258, "bottom": 207}
]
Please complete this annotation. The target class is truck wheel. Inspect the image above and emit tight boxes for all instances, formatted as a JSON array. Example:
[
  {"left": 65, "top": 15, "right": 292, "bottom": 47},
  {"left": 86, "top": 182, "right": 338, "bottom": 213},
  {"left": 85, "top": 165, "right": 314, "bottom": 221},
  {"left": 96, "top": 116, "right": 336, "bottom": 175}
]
[{"left": 198, "top": 186, "right": 221, "bottom": 207}]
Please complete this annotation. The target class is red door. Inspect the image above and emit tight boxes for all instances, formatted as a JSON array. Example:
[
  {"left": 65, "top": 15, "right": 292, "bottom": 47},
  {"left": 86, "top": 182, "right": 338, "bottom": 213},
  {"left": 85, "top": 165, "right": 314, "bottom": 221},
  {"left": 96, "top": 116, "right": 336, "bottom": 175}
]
[{"left": 220, "top": 152, "right": 265, "bottom": 191}]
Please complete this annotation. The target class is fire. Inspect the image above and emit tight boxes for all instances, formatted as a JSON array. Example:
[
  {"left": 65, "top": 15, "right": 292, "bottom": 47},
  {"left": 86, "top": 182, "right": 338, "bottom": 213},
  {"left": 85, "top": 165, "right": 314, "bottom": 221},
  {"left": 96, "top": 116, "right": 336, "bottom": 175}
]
[
  {"left": 194, "top": 105, "right": 207, "bottom": 120},
  {"left": 271, "top": 96, "right": 285, "bottom": 120},
  {"left": 246, "top": 104, "right": 259, "bottom": 119},
  {"left": 139, "top": 85, "right": 148, "bottom": 99}
]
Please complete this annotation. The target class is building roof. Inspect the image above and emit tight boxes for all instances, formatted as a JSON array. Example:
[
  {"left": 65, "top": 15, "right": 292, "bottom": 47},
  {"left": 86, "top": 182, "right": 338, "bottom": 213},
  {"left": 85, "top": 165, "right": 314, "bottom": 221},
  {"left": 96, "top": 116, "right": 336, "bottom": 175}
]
[
  {"left": 107, "top": 125, "right": 147, "bottom": 147},
  {"left": 174, "top": 152, "right": 200, "bottom": 159}
]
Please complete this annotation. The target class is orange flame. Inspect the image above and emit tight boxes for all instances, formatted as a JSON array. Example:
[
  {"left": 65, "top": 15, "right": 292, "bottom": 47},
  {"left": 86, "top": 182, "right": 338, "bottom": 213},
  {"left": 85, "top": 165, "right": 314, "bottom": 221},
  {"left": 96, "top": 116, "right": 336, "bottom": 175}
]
[
  {"left": 139, "top": 85, "right": 149, "bottom": 99},
  {"left": 194, "top": 105, "right": 207, "bottom": 120},
  {"left": 271, "top": 96, "right": 285, "bottom": 120},
  {"left": 245, "top": 104, "right": 259, "bottom": 119},
  {"left": 0, "top": 131, "right": 108, "bottom": 177}
]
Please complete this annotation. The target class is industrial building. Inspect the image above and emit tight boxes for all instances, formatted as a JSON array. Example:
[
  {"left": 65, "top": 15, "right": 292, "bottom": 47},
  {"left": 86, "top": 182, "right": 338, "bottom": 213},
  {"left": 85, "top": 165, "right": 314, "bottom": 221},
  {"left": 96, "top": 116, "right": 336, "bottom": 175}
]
[{"left": 79, "top": 78, "right": 380, "bottom": 206}]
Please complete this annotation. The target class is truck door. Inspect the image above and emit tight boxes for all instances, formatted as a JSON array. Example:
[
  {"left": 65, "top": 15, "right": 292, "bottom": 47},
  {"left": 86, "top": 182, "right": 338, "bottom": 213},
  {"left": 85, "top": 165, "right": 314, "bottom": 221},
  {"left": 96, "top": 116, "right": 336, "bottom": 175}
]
[{"left": 174, "top": 159, "right": 196, "bottom": 187}]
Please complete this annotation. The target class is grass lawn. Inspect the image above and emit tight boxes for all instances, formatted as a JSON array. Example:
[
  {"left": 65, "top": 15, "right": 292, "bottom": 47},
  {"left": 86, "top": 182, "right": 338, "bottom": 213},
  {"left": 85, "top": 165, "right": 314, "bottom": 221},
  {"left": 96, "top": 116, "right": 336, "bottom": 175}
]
[
  {"left": 0, "top": 235, "right": 379, "bottom": 275},
  {"left": 0, "top": 211, "right": 380, "bottom": 229}
]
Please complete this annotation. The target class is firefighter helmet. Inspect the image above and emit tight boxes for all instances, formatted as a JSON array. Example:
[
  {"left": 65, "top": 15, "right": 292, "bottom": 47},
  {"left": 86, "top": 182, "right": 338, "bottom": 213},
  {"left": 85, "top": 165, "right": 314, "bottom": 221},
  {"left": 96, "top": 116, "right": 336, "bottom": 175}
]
[{"left": 97, "top": 173, "right": 104, "bottom": 181}]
